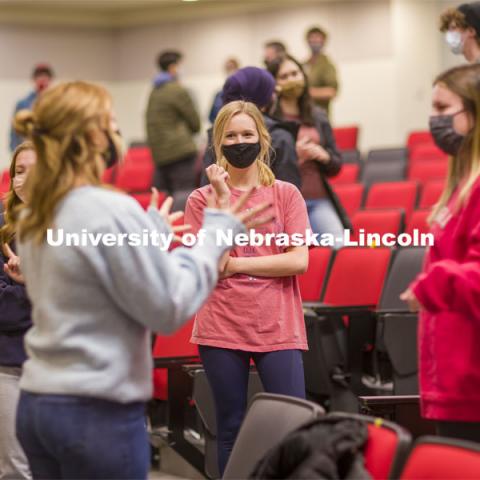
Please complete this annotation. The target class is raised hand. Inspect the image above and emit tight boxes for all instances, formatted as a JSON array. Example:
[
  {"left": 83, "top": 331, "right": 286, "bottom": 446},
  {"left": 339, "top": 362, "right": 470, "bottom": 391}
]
[
  {"left": 3, "top": 243, "right": 25, "bottom": 284},
  {"left": 205, "top": 164, "right": 230, "bottom": 208}
]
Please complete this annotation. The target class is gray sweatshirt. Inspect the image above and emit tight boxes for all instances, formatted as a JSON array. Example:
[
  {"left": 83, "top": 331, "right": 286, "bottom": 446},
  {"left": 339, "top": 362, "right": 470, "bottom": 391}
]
[{"left": 17, "top": 186, "right": 244, "bottom": 403}]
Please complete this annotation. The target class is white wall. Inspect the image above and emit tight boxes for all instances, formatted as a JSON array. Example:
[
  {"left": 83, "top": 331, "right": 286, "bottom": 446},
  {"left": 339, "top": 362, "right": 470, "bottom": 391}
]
[{"left": 0, "top": 0, "right": 465, "bottom": 169}]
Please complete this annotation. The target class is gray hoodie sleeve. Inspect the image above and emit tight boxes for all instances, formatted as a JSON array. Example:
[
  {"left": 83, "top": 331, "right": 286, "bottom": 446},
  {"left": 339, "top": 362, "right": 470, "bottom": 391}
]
[{"left": 79, "top": 208, "right": 244, "bottom": 334}]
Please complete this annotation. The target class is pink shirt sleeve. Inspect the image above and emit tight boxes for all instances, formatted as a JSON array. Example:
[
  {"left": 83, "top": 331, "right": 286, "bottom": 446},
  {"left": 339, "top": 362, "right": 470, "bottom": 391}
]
[
  {"left": 184, "top": 189, "right": 207, "bottom": 236},
  {"left": 281, "top": 182, "right": 310, "bottom": 240}
]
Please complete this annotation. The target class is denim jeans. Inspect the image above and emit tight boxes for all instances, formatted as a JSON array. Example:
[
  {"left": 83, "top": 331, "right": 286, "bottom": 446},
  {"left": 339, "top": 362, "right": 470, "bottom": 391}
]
[
  {"left": 16, "top": 392, "right": 149, "bottom": 480},
  {"left": 305, "top": 198, "right": 345, "bottom": 248}
]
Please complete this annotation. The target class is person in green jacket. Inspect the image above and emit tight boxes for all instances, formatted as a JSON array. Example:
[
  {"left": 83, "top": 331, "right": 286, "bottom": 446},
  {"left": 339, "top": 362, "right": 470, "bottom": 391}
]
[
  {"left": 146, "top": 50, "right": 200, "bottom": 203},
  {"left": 304, "top": 26, "right": 339, "bottom": 118}
]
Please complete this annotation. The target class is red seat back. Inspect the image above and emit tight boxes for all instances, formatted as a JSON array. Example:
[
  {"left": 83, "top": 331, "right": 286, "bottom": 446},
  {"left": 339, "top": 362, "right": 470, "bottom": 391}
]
[
  {"left": 115, "top": 163, "right": 154, "bottom": 192},
  {"left": 329, "top": 164, "right": 360, "bottom": 185},
  {"left": 333, "top": 183, "right": 364, "bottom": 217},
  {"left": 365, "top": 181, "right": 418, "bottom": 220},
  {"left": 410, "top": 143, "right": 448, "bottom": 163},
  {"left": 351, "top": 209, "right": 403, "bottom": 242},
  {"left": 152, "top": 318, "right": 198, "bottom": 400},
  {"left": 405, "top": 209, "right": 430, "bottom": 236},
  {"left": 364, "top": 420, "right": 409, "bottom": 479},
  {"left": 407, "top": 131, "right": 434, "bottom": 151},
  {"left": 0, "top": 169, "right": 10, "bottom": 194},
  {"left": 419, "top": 180, "right": 445, "bottom": 209},
  {"left": 298, "top": 247, "right": 333, "bottom": 301},
  {"left": 408, "top": 161, "right": 448, "bottom": 184},
  {"left": 322, "top": 247, "right": 392, "bottom": 306},
  {"left": 400, "top": 437, "right": 480, "bottom": 479},
  {"left": 126, "top": 146, "right": 154, "bottom": 166},
  {"left": 330, "top": 413, "right": 411, "bottom": 480},
  {"left": 333, "top": 126, "right": 359, "bottom": 150}
]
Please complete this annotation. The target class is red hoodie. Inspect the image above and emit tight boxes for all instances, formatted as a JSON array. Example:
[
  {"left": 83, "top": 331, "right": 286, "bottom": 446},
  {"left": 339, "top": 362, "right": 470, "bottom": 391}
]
[{"left": 410, "top": 176, "right": 480, "bottom": 421}]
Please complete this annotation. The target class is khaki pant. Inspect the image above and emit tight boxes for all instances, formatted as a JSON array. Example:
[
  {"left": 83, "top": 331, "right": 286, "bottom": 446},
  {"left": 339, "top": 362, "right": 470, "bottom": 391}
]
[{"left": 0, "top": 367, "right": 31, "bottom": 480}]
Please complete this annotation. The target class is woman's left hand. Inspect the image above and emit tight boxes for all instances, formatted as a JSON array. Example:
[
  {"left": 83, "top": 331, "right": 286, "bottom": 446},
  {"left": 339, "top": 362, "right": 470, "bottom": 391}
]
[
  {"left": 3, "top": 243, "right": 25, "bottom": 284},
  {"left": 151, "top": 189, "right": 191, "bottom": 242},
  {"left": 400, "top": 288, "right": 422, "bottom": 313}
]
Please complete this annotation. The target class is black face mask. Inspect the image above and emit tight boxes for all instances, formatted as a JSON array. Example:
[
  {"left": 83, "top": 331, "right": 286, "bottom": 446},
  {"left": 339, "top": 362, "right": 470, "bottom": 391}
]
[
  {"left": 221, "top": 142, "right": 261, "bottom": 169},
  {"left": 429, "top": 112, "right": 465, "bottom": 156},
  {"left": 102, "top": 130, "right": 122, "bottom": 168}
]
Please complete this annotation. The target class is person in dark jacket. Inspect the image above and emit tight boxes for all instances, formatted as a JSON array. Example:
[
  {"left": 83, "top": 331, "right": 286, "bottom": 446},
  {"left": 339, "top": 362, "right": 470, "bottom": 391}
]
[
  {"left": 0, "top": 142, "right": 35, "bottom": 480},
  {"left": 267, "top": 54, "right": 344, "bottom": 246},
  {"left": 146, "top": 50, "right": 201, "bottom": 201},
  {"left": 200, "top": 66, "right": 301, "bottom": 190}
]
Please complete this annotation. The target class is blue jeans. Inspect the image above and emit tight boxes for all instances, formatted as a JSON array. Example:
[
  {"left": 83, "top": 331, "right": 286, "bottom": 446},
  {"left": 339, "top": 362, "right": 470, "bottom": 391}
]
[
  {"left": 306, "top": 198, "right": 344, "bottom": 248},
  {"left": 199, "top": 347, "right": 305, "bottom": 476},
  {"left": 16, "top": 392, "right": 149, "bottom": 480}
]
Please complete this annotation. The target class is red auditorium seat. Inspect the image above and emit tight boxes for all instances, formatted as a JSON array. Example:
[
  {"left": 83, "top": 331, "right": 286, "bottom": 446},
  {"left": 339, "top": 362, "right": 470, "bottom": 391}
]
[
  {"left": 115, "top": 162, "right": 154, "bottom": 192},
  {"left": 365, "top": 181, "right": 418, "bottom": 221},
  {"left": 405, "top": 209, "right": 430, "bottom": 235},
  {"left": 409, "top": 143, "right": 448, "bottom": 163},
  {"left": 333, "top": 183, "right": 364, "bottom": 217},
  {"left": 322, "top": 247, "right": 392, "bottom": 307},
  {"left": 298, "top": 247, "right": 334, "bottom": 301},
  {"left": 329, "top": 164, "right": 360, "bottom": 185},
  {"left": 125, "top": 146, "right": 154, "bottom": 166},
  {"left": 0, "top": 169, "right": 10, "bottom": 193},
  {"left": 408, "top": 161, "right": 448, "bottom": 185},
  {"left": 331, "top": 413, "right": 411, "bottom": 480},
  {"left": 351, "top": 210, "right": 403, "bottom": 242},
  {"left": 152, "top": 318, "right": 198, "bottom": 400},
  {"left": 418, "top": 180, "right": 444, "bottom": 209},
  {"left": 407, "top": 131, "right": 434, "bottom": 151},
  {"left": 333, "top": 126, "right": 359, "bottom": 150},
  {"left": 399, "top": 436, "right": 480, "bottom": 479}
]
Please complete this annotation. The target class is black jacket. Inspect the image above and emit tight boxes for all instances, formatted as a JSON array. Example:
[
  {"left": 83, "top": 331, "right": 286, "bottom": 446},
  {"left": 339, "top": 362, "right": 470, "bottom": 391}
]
[
  {"left": 200, "top": 114, "right": 301, "bottom": 189},
  {"left": 250, "top": 416, "right": 371, "bottom": 479},
  {"left": 0, "top": 214, "right": 32, "bottom": 367}
]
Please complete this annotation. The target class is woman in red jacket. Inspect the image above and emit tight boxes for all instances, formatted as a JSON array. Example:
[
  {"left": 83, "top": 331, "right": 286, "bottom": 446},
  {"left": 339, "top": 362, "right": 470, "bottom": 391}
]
[{"left": 401, "top": 64, "right": 480, "bottom": 442}]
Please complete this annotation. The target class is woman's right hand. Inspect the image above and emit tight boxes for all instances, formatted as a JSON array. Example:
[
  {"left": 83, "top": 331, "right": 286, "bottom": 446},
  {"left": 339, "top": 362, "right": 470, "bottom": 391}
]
[
  {"left": 206, "top": 164, "right": 230, "bottom": 208},
  {"left": 207, "top": 186, "right": 274, "bottom": 231}
]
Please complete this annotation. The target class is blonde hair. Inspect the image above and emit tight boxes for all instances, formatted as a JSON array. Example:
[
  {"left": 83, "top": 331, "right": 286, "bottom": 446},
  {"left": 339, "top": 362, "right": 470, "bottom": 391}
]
[
  {"left": 212, "top": 100, "right": 275, "bottom": 187},
  {"left": 0, "top": 141, "right": 36, "bottom": 246},
  {"left": 430, "top": 64, "right": 480, "bottom": 224},
  {"left": 13, "top": 81, "right": 112, "bottom": 244}
]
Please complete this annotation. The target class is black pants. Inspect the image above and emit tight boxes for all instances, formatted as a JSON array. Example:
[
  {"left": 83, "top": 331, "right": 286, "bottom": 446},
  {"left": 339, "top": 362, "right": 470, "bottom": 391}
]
[
  {"left": 153, "top": 153, "right": 197, "bottom": 196},
  {"left": 437, "top": 420, "right": 480, "bottom": 443}
]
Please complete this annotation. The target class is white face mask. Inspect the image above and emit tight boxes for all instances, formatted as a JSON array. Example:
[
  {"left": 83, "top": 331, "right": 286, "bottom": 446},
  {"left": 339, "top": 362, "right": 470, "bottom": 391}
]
[{"left": 446, "top": 30, "right": 465, "bottom": 55}]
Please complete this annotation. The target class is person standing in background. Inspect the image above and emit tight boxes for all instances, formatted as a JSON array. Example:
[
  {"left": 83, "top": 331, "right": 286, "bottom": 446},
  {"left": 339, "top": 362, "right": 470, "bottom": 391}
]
[
  {"left": 304, "top": 26, "right": 338, "bottom": 117},
  {"left": 267, "top": 54, "right": 344, "bottom": 245},
  {"left": 209, "top": 57, "right": 240, "bottom": 124},
  {"left": 401, "top": 64, "right": 480, "bottom": 443},
  {"left": 146, "top": 50, "right": 201, "bottom": 207},
  {"left": 10, "top": 64, "right": 54, "bottom": 152},
  {"left": 440, "top": 2, "right": 480, "bottom": 64},
  {"left": 263, "top": 40, "right": 287, "bottom": 68},
  {"left": 0, "top": 142, "right": 36, "bottom": 480}
]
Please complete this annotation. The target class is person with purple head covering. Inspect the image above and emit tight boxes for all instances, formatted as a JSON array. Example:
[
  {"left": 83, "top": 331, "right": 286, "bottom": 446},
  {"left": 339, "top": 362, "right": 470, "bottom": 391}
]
[{"left": 201, "top": 66, "right": 301, "bottom": 189}]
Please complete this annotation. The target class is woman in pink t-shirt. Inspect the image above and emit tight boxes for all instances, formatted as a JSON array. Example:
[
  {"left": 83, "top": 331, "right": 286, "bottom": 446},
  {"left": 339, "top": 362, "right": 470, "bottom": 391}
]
[{"left": 185, "top": 100, "right": 309, "bottom": 475}]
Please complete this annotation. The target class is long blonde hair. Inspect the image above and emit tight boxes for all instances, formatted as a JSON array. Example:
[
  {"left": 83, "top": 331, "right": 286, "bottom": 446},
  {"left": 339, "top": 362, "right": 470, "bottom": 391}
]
[
  {"left": 13, "top": 81, "right": 112, "bottom": 244},
  {"left": 0, "top": 141, "right": 35, "bottom": 246},
  {"left": 430, "top": 64, "right": 480, "bottom": 224},
  {"left": 212, "top": 101, "right": 275, "bottom": 187}
]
